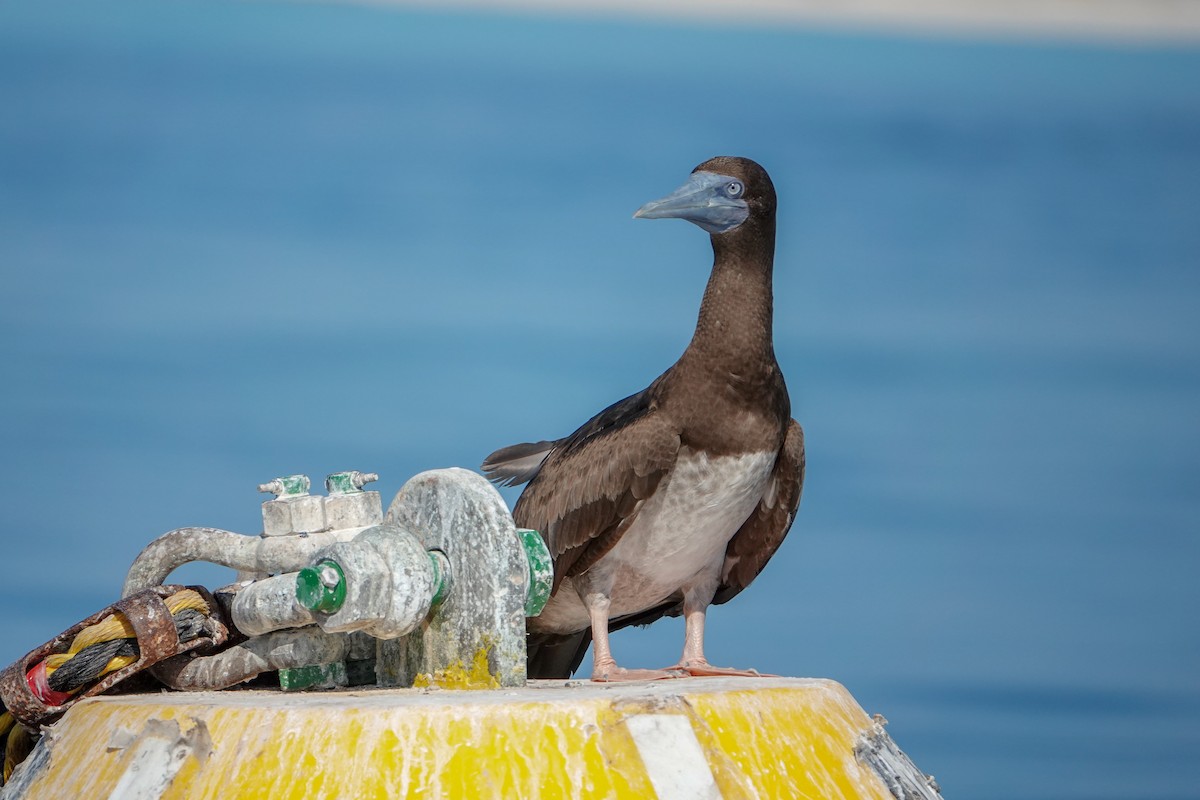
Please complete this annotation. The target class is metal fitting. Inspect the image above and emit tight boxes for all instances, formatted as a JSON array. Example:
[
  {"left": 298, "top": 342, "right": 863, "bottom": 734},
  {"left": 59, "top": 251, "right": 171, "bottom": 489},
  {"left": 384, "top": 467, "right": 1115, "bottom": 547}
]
[{"left": 300, "top": 525, "right": 436, "bottom": 640}]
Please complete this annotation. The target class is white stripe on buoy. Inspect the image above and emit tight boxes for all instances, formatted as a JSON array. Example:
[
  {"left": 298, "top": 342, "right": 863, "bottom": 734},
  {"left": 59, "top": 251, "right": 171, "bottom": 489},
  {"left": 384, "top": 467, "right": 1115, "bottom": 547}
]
[
  {"left": 625, "top": 714, "right": 722, "bottom": 800},
  {"left": 106, "top": 736, "right": 189, "bottom": 800},
  {"left": 104, "top": 719, "right": 208, "bottom": 800}
]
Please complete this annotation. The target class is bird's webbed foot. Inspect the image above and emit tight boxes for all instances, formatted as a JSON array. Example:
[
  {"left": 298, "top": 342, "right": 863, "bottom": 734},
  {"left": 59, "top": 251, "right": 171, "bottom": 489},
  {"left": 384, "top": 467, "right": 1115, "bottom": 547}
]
[
  {"left": 669, "top": 659, "right": 777, "bottom": 678},
  {"left": 591, "top": 656, "right": 685, "bottom": 682}
]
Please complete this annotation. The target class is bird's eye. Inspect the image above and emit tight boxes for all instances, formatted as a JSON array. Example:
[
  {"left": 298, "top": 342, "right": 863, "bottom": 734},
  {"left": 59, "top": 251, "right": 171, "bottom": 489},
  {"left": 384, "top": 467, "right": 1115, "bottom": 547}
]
[{"left": 725, "top": 181, "right": 744, "bottom": 198}]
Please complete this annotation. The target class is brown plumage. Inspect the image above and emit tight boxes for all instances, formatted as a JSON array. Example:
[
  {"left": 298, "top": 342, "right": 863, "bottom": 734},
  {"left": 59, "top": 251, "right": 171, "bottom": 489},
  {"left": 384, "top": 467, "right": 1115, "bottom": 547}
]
[{"left": 483, "top": 156, "right": 805, "bottom": 681}]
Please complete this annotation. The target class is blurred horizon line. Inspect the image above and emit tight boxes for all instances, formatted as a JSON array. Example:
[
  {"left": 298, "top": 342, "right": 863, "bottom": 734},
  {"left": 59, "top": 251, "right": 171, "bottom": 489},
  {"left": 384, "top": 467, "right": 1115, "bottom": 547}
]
[{"left": 311, "top": 0, "right": 1200, "bottom": 42}]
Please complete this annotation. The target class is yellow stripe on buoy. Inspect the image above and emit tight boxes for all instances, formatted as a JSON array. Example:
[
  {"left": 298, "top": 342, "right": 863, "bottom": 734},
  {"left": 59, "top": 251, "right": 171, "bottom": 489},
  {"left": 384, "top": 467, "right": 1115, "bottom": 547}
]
[{"left": 7, "top": 677, "right": 915, "bottom": 799}]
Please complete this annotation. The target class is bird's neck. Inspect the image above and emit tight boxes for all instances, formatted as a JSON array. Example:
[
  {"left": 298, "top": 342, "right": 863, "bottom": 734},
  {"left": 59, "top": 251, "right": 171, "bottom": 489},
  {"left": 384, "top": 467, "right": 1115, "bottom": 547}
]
[{"left": 685, "top": 221, "right": 777, "bottom": 372}]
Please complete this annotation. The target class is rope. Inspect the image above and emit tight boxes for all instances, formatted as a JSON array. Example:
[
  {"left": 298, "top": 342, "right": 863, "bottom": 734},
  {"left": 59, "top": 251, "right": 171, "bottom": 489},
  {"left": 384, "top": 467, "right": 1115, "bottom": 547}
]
[
  {"left": 0, "top": 589, "right": 213, "bottom": 786},
  {"left": 41, "top": 589, "right": 209, "bottom": 694},
  {"left": 3, "top": 722, "right": 30, "bottom": 783},
  {"left": 0, "top": 708, "right": 14, "bottom": 781}
]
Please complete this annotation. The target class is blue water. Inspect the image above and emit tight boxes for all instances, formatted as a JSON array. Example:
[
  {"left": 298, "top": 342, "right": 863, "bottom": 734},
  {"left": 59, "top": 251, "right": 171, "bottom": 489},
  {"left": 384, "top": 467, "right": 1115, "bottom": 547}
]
[{"left": 2, "top": 2, "right": 1198, "bottom": 796}]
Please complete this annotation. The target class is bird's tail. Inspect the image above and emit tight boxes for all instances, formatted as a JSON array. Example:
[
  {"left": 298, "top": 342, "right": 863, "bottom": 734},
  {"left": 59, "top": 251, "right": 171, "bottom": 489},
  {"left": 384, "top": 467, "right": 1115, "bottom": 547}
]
[
  {"left": 481, "top": 440, "right": 557, "bottom": 487},
  {"left": 527, "top": 629, "right": 591, "bottom": 679}
]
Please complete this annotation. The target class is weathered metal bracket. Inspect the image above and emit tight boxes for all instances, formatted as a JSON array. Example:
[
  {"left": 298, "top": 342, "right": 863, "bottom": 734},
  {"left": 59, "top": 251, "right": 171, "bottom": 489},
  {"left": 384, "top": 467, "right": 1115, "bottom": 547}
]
[{"left": 376, "top": 468, "right": 531, "bottom": 688}]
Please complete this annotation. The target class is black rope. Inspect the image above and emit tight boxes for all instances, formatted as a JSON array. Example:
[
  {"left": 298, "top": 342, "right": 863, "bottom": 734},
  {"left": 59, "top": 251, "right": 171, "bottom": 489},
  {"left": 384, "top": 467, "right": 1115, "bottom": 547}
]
[{"left": 46, "top": 608, "right": 210, "bottom": 694}]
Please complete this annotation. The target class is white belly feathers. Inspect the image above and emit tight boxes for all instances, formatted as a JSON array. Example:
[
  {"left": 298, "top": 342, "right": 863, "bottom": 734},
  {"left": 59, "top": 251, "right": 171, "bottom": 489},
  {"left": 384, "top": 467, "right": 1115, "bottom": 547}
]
[{"left": 534, "top": 448, "right": 777, "bottom": 632}]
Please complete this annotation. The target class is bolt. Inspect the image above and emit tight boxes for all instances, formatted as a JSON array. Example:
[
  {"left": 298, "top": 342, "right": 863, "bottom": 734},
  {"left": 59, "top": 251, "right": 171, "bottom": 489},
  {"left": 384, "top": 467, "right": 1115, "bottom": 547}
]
[
  {"left": 325, "top": 470, "right": 379, "bottom": 495},
  {"left": 318, "top": 564, "right": 341, "bottom": 589},
  {"left": 353, "top": 471, "right": 379, "bottom": 489},
  {"left": 258, "top": 474, "right": 311, "bottom": 497}
]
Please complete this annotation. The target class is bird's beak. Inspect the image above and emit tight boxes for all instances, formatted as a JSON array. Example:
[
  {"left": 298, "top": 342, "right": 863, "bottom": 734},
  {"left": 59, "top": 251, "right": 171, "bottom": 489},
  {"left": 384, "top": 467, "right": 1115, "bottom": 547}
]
[{"left": 633, "top": 171, "right": 749, "bottom": 234}]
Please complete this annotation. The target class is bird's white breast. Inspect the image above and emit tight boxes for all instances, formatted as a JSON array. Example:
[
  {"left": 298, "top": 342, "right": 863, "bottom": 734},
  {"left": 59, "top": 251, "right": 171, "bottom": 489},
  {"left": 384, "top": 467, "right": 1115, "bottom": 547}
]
[
  {"left": 603, "top": 448, "right": 776, "bottom": 614},
  {"left": 531, "top": 448, "right": 777, "bottom": 633}
]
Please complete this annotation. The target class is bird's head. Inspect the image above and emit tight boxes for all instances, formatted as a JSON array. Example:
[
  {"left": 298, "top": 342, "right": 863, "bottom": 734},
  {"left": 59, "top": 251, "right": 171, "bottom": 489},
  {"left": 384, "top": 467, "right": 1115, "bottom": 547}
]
[{"left": 633, "top": 156, "right": 776, "bottom": 236}]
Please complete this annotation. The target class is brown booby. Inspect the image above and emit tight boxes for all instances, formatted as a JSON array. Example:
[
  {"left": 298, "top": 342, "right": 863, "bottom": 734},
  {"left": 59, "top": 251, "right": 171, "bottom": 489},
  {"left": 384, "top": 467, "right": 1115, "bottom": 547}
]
[{"left": 483, "top": 156, "right": 805, "bottom": 681}]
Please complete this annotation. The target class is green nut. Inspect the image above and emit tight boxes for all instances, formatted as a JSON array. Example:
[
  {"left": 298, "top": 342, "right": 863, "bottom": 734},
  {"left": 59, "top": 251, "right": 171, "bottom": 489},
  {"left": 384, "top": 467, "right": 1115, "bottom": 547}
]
[
  {"left": 518, "top": 528, "right": 553, "bottom": 617},
  {"left": 296, "top": 559, "right": 346, "bottom": 613},
  {"left": 428, "top": 550, "right": 451, "bottom": 608}
]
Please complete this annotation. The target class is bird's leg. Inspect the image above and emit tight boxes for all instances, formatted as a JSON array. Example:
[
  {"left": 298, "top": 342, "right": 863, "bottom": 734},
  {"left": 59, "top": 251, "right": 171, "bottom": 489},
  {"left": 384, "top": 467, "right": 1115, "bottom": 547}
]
[
  {"left": 668, "top": 584, "right": 775, "bottom": 678},
  {"left": 583, "top": 591, "right": 680, "bottom": 682}
]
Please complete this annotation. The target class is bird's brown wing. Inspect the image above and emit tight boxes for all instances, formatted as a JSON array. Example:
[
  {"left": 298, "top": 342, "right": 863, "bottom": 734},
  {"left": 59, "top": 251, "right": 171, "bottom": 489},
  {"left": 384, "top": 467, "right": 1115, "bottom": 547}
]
[
  {"left": 714, "top": 418, "right": 805, "bottom": 605},
  {"left": 512, "top": 387, "right": 680, "bottom": 592}
]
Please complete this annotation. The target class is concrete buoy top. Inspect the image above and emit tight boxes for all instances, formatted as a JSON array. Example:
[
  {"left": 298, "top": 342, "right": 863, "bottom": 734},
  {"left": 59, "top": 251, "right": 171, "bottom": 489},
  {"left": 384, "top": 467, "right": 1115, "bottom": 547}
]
[{"left": 5, "top": 676, "right": 940, "bottom": 799}]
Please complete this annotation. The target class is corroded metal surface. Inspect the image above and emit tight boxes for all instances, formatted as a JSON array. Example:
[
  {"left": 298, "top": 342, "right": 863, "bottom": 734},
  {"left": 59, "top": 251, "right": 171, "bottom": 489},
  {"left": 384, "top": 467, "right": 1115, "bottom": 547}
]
[
  {"left": 378, "top": 468, "right": 529, "bottom": 688},
  {"left": 117, "top": 468, "right": 543, "bottom": 694},
  {"left": 0, "top": 586, "right": 228, "bottom": 728},
  {"left": 151, "top": 628, "right": 363, "bottom": 692},
  {"left": 121, "top": 527, "right": 357, "bottom": 597},
  {"left": 313, "top": 524, "right": 436, "bottom": 639},
  {"left": 229, "top": 573, "right": 318, "bottom": 637}
]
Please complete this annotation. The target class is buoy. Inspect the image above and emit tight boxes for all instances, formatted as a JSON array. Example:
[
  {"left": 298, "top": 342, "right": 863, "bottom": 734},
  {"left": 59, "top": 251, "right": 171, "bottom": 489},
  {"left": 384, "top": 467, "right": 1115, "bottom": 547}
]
[
  {"left": 4, "top": 678, "right": 939, "bottom": 798},
  {"left": 0, "top": 468, "right": 942, "bottom": 798}
]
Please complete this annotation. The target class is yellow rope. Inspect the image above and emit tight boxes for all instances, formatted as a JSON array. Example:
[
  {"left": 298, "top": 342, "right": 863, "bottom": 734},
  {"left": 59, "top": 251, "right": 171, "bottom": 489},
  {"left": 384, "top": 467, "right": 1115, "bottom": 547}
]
[
  {"left": 166, "top": 589, "right": 209, "bottom": 616},
  {"left": 0, "top": 712, "right": 18, "bottom": 786},
  {"left": 3, "top": 724, "right": 31, "bottom": 782},
  {"left": 43, "top": 590, "right": 210, "bottom": 686},
  {"left": 62, "top": 613, "right": 136, "bottom": 655}
]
